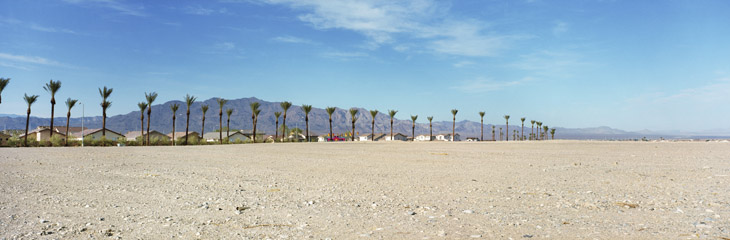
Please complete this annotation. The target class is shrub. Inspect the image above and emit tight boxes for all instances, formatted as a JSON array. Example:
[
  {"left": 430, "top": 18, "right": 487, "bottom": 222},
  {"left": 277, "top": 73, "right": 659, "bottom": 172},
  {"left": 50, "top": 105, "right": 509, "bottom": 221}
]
[{"left": 50, "top": 135, "right": 65, "bottom": 147}]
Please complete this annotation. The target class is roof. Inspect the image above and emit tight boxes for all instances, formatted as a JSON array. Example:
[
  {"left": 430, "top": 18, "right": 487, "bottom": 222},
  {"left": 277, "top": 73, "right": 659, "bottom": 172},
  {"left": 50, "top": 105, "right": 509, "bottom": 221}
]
[
  {"left": 20, "top": 127, "right": 66, "bottom": 137},
  {"left": 73, "top": 128, "right": 125, "bottom": 137},
  {"left": 202, "top": 132, "right": 235, "bottom": 139},
  {"left": 125, "top": 130, "right": 168, "bottom": 139},
  {"left": 168, "top": 131, "right": 199, "bottom": 138},
  {"left": 54, "top": 126, "right": 87, "bottom": 134}
]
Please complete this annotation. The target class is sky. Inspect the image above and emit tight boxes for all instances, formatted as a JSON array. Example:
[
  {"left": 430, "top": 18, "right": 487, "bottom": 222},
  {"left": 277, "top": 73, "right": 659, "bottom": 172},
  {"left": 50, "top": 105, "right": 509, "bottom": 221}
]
[{"left": 1, "top": 0, "right": 729, "bottom": 133}]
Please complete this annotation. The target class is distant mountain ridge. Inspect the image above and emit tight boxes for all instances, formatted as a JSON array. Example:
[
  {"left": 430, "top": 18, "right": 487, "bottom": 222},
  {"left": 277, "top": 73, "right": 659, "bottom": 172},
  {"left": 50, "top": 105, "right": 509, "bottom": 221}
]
[{"left": 1, "top": 97, "right": 728, "bottom": 140}]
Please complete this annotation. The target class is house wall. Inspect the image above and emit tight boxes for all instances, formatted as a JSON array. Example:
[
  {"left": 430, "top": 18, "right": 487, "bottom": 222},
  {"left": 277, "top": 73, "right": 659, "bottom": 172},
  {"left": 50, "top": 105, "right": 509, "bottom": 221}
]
[{"left": 84, "top": 131, "right": 124, "bottom": 141}]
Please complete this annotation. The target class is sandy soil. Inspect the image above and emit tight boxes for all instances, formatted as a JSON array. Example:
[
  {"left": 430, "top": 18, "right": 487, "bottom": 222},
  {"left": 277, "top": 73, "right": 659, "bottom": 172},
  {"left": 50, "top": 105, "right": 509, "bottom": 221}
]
[{"left": 1, "top": 141, "right": 729, "bottom": 239}]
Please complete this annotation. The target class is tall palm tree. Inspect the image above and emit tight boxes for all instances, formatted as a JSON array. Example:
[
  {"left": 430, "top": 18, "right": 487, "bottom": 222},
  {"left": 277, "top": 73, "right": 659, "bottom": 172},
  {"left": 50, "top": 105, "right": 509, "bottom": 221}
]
[
  {"left": 388, "top": 110, "right": 398, "bottom": 140},
  {"left": 250, "top": 102, "right": 261, "bottom": 143},
  {"left": 530, "top": 120, "right": 536, "bottom": 140},
  {"left": 503, "top": 115, "right": 510, "bottom": 141},
  {"left": 491, "top": 125, "right": 496, "bottom": 141},
  {"left": 216, "top": 98, "right": 227, "bottom": 144},
  {"left": 23, "top": 94, "right": 39, "bottom": 146},
  {"left": 520, "top": 117, "right": 526, "bottom": 141},
  {"left": 274, "top": 112, "right": 281, "bottom": 141},
  {"left": 280, "top": 101, "right": 292, "bottom": 141},
  {"left": 64, "top": 98, "right": 78, "bottom": 146},
  {"left": 536, "top": 122, "right": 543, "bottom": 140},
  {"left": 99, "top": 87, "right": 113, "bottom": 137},
  {"left": 226, "top": 109, "right": 233, "bottom": 140},
  {"left": 0, "top": 77, "right": 9, "bottom": 104},
  {"left": 144, "top": 92, "right": 158, "bottom": 145},
  {"left": 451, "top": 109, "right": 458, "bottom": 141},
  {"left": 170, "top": 103, "right": 180, "bottom": 146},
  {"left": 302, "top": 105, "right": 312, "bottom": 142},
  {"left": 479, "top": 111, "right": 485, "bottom": 141},
  {"left": 184, "top": 94, "right": 196, "bottom": 145},
  {"left": 200, "top": 104, "right": 209, "bottom": 140},
  {"left": 550, "top": 128, "right": 556, "bottom": 140},
  {"left": 43, "top": 80, "right": 61, "bottom": 138},
  {"left": 137, "top": 102, "right": 148, "bottom": 145},
  {"left": 326, "top": 107, "right": 336, "bottom": 141},
  {"left": 427, "top": 116, "right": 433, "bottom": 141},
  {"left": 410, "top": 115, "right": 418, "bottom": 141},
  {"left": 513, "top": 130, "right": 517, "bottom": 141},
  {"left": 349, "top": 108, "right": 359, "bottom": 141},
  {"left": 499, "top": 127, "right": 503, "bottom": 141},
  {"left": 369, "top": 110, "right": 378, "bottom": 141},
  {"left": 543, "top": 125, "right": 549, "bottom": 140}
]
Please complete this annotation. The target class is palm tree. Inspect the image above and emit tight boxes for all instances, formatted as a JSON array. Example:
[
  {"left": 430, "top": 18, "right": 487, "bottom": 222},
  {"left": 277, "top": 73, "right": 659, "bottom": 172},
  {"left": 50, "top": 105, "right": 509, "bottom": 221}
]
[
  {"left": 513, "top": 130, "right": 517, "bottom": 141},
  {"left": 184, "top": 94, "right": 196, "bottom": 145},
  {"left": 492, "top": 125, "right": 495, "bottom": 141},
  {"left": 99, "top": 87, "right": 113, "bottom": 137},
  {"left": 226, "top": 109, "right": 233, "bottom": 140},
  {"left": 201, "top": 104, "right": 209, "bottom": 140},
  {"left": 550, "top": 128, "right": 556, "bottom": 140},
  {"left": 388, "top": 110, "right": 398, "bottom": 140},
  {"left": 170, "top": 103, "right": 180, "bottom": 146},
  {"left": 144, "top": 92, "right": 158, "bottom": 145},
  {"left": 369, "top": 110, "right": 378, "bottom": 141},
  {"left": 64, "top": 98, "right": 78, "bottom": 146},
  {"left": 530, "top": 120, "right": 536, "bottom": 140},
  {"left": 325, "top": 107, "right": 336, "bottom": 141},
  {"left": 479, "top": 111, "right": 485, "bottom": 141},
  {"left": 451, "top": 109, "right": 458, "bottom": 141},
  {"left": 543, "top": 125, "right": 549, "bottom": 140},
  {"left": 23, "top": 94, "right": 39, "bottom": 146},
  {"left": 410, "top": 115, "right": 418, "bottom": 141},
  {"left": 280, "top": 101, "right": 292, "bottom": 141},
  {"left": 301, "top": 105, "right": 312, "bottom": 142},
  {"left": 427, "top": 116, "right": 433, "bottom": 141},
  {"left": 0, "top": 77, "right": 9, "bottom": 104},
  {"left": 137, "top": 102, "right": 148, "bottom": 145},
  {"left": 216, "top": 98, "right": 227, "bottom": 144},
  {"left": 536, "top": 122, "right": 543, "bottom": 140},
  {"left": 503, "top": 115, "right": 510, "bottom": 141},
  {"left": 43, "top": 80, "right": 61, "bottom": 138},
  {"left": 520, "top": 117, "right": 526, "bottom": 141},
  {"left": 250, "top": 102, "right": 261, "bottom": 143},
  {"left": 349, "top": 108, "right": 359, "bottom": 141},
  {"left": 274, "top": 112, "right": 281, "bottom": 141},
  {"left": 499, "top": 127, "right": 503, "bottom": 141}
]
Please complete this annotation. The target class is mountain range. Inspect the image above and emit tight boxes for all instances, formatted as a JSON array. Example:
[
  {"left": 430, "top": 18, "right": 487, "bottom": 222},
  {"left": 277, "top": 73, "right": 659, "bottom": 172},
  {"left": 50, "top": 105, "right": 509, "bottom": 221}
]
[{"left": 1, "top": 97, "right": 728, "bottom": 140}]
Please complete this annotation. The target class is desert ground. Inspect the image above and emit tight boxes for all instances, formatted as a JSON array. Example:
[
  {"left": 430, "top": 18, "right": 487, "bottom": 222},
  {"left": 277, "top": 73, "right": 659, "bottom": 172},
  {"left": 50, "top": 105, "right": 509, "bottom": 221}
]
[{"left": 1, "top": 141, "right": 729, "bottom": 239}]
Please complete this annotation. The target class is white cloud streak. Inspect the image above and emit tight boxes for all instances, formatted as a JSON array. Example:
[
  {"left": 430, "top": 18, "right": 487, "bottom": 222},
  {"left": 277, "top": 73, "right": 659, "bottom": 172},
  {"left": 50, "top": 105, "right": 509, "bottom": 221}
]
[
  {"left": 272, "top": 36, "right": 316, "bottom": 44},
  {"left": 451, "top": 77, "right": 533, "bottom": 93},
  {"left": 62, "top": 0, "right": 146, "bottom": 17}
]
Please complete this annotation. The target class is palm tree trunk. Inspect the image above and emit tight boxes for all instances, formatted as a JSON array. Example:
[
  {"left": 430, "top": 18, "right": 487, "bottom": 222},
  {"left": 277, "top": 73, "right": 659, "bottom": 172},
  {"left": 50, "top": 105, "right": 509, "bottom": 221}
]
[
  {"left": 140, "top": 113, "right": 145, "bottom": 145},
  {"left": 275, "top": 119, "right": 279, "bottom": 142},
  {"left": 390, "top": 119, "right": 393, "bottom": 140},
  {"left": 102, "top": 112, "right": 107, "bottom": 137},
  {"left": 172, "top": 116, "right": 176, "bottom": 146},
  {"left": 65, "top": 112, "right": 70, "bottom": 146},
  {"left": 24, "top": 108, "right": 30, "bottom": 147},
  {"left": 371, "top": 120, "right": 375, "bottom": 142},
  {"left": 185, "top": 110, "right": 190, "bottom": 145},
  {"left": 282, "top": 114, "right": 287, "bottom": 142},
  {"left": 201, "top": 116, "right": 205, "bottom": 142},
  {"left": 219, "top": 113, "right": 223, "bottom": 144},
  {"left": 146, "top": 110, "right": 151, "bottom": 146},
  {"left": 411, "top": 123, "right": 414, "bottom": 141},
  {"left": 49, "top": 101, "right": 55, "bottom": 138},
  {"left": 251, "top": 114, "right": 256, "bottom": 143},
  {"left": 305, "top": 116, "right": 309, "bottom": 142},
  {"left": 521, "top": 123, "right": 524, "bottom": 141},
  {"left": 506, "top": 122, "right": 509, "bottom": 141},
  {"left": 480, "top": 118, "right": 483, "bottom": 141},
  {"left": 531, "top": 124, "right": 534, "bottom": 141},
  {"left": 452, "top": 117, "right": 455, "bottom": 141},
  {"left": 328, "top": 118, "right": 333, "bottom": 141},
  {"left": 226, "top": 118, "right": 230, "bottom": 140},
  {"left": 352, "top": 121, "right": 356, "bottom": 141},
  {"left": 429, "top": 123, "right": 432, "bottom": 141}
]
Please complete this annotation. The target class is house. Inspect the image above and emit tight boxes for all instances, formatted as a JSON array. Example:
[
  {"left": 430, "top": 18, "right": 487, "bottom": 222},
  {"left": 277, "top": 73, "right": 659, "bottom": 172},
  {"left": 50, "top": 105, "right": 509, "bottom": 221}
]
[
  {"left": 203, "top": 131, "right": 250, "bottom": 142},
  {"left": 125, "top": 130, "right": 170, "bottom": 142},
  {"left": 465, "top": 137, "right": 480, "bottom": 141},
  {"left": 168, "top": 131, "right": 200, "bottom": 142},
  {"left": 20, "top": 126, "right": 66, "bottom": 141},
  {"left": 435, "top": 133, "right": 461, "bottom": 141},
  {"left": 239, "top": 130, "right": 265, "bottom": 140},
  {"left": 384, "top": 133, "right": 408, "bottom": 141},
  {"left": 73, "top": 128, "right": 125, "bottom": 141},
  {"left": 0, "top": 132, "right": 11, "bottom": 145},
  {"left": 54, "top": 126, "right": 87, "bottom": 135},
  {"left": 286, "top": 133, "right": 306, "bottom": 142},
  {"left": 414, "top": 134, "right": 435, "bottom": 141},
  {"left": 359, "top": 133, "right": 386, "bottom": 141}
]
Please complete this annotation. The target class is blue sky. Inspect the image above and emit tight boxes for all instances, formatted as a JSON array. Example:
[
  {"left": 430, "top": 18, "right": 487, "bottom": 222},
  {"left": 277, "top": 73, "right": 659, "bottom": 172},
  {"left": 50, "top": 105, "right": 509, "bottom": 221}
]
[{"left": 1, "top": 0, "right": 729, "bottom": 132}]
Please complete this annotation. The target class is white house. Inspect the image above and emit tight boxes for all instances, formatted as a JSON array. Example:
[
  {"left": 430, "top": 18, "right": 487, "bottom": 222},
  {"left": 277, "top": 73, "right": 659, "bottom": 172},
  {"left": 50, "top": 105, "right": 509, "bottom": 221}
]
[
  {"left": 465, "top": 137, "right": 480, "bottom": 141},
  {"left": 359, "top": 133, "right": 386, "bottom": 141},
  {"left": 74, "top": 128, "right": 126, "bottom": 141},
  {"left": 435, "top": 133, "right": 461, "bottom": 141},
  {"left": 414, "top": 134, "right": 435, "bottom": 141},
  {"left": 384, "top": 133, "right": 408, "bottom": 141}
]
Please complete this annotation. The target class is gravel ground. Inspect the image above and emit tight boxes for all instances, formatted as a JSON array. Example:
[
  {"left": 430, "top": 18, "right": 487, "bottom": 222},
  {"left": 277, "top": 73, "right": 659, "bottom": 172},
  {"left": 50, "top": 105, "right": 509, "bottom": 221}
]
[{"left": 1, "top": 141, "right": 729, "bottom": 239}]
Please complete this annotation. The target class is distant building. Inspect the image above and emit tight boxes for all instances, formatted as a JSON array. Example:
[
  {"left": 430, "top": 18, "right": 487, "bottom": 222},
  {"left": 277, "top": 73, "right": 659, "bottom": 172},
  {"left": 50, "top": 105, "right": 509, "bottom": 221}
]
[
  {"left": 384, "top": 133, "right": 408, "bottom": 141},
  {"left": 465, "top": 137, "right": 480, "bottom": 141},
  {"left": 73, "top": 128, "right": 125, "bottom": 141},
  {"left": 168, "top": 131, "right": 200, "bottom": 142},
  {"left": 435, "top": 133, "right": 461, "bottom": 141},
  {"left": 204, "top": 131, "right": 249, "bottom": 142},
  {"left": 20, "top": 126, "right": 66, "bottom": 142},
  {"left": 414, "top": 134, "right": 435, "bottom": 141},
  {"left": 125, "top": 130, "right": 170, "bottom": 142},
  {"left": 359, "top": 133, "right": 386, "bottom": 141},
  {"left": 0, "top": 132, "right": 11, "bottom": 145}
]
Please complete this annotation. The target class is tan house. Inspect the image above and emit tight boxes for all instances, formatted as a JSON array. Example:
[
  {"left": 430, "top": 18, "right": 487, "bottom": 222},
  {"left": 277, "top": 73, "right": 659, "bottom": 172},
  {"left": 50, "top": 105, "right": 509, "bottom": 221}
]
[
  {"left": 0, "top": 132, "right": 11, "bottom": 145},
  {"left": 125, "top": 130, "right": 170, "bottom": 142},
  {"left": 20, "top": 126, "right": 66, "bottom": 142},
  {"left": 168, "top": 131, "right": 200, "bottom": 142},
  {"left": 385, "top": 133, "right": 408, "bottom": 141},
  {"left": 73, "top": 128, "right": 126, "bottom": 141}
]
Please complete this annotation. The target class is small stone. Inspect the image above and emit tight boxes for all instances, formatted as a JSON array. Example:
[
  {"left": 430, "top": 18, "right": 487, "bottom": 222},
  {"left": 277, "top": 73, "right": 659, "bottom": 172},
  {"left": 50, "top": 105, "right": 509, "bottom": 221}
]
[
  {"left": 99, "top": 217, "right": 105, "bottom": 221},
  {"left": 523, "top": 234, "right": 534, "bottom": 238},
  {"left": 40, "top": 219, "right": 49, "bottom": 223},
  {"left": 407, "top": 211, "right": 416, "bottom": 215},
  {"left": 463, "top": 210, "right": 474, "bottom": 214},
  {"left": 470, "top": 234, "right": 482, "bottom": 238}
]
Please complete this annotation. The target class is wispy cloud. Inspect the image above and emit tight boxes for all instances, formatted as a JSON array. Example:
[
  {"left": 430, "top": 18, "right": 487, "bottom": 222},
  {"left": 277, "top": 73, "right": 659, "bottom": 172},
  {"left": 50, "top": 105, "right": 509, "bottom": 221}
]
[
  {"left": 63, "top": 0, "right": 146, "bottom": 17},
  {"left": 183, "top": 6, "right": 228, "bottom": 15},
  {"left": 451, "top": 77, "right": 533, "bottom": 93},
  {"left": 213, "top": 42, "right": 236, "bottom": 51},
  {"left": 509, "top": 50, "right": 589, "bottom": 78},
  {"left": 552, "top": 21, "right": 568, "bottom": 36},
  {"left": 0, "top": 52, "right": 62, "bottom": 66},
  {"left": 453, "top": 60, "right": 475, "bottom": 68},
  {"left": 248, "top": 0, "right": 520, "bottom": 57},
  {"left": 321, "top": 51, "right": 369, "bottom": 60},
  {"left": 272, "top": 36, "right": 316, "bottom": 44},
  {"left": 1, "top": 17, "right": 77, "bottom": 34}
]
